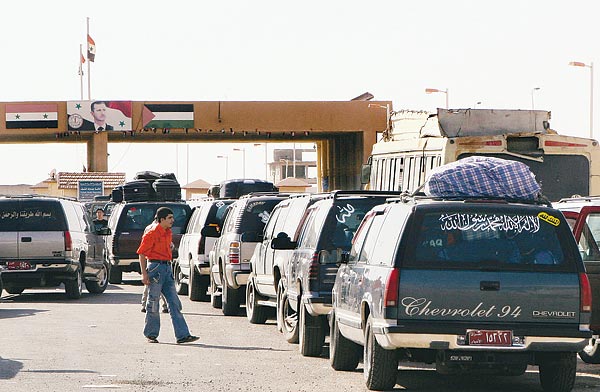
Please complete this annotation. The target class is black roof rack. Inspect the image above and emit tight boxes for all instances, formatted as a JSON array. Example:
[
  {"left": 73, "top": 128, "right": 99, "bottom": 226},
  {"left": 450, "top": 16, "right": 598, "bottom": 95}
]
[
  {"left": 327, "top": 190, "right": 403, "bottom": 201},
  {"left": 388, "top": 194, "right": 553, "bottom": 208}
]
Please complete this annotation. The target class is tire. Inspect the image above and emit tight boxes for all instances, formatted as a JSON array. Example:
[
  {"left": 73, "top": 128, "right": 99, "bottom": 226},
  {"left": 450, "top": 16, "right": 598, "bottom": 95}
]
[
  {"left": 538, "top": 353, "right": 577, "bottom": 392},
  {"left": 5, "top": 287, "right": 25, "bottom": 295},
  {"left": 364, "top": 315, "right": 398, "bottom": 391},
  {"left": 579, "top": 337, "right": 600, "bottom": 364},
  {"left": 65, "top": 268, "right": 83, "bottom": 299},
  {"left": 108, "top": 265, "right": 122, "bottom": 284},
  {"left": 189, "top": 266, "right": 210, "bottom": 302},
  {"left": 330, "top": 312, "right": 360, "bottom": 371},
  {"left": 174, "top": 263, "right": 188, "bottom": 295},
  {"left": 299, "top": 302, "right": 325, "bottom": 357},
  {"left": 210, "top": 274, "right": 222, "bottom": 309},
  {"left": 222, "top": 283, "right": 241, "bottom": 316},
  {"left": 85, "top": 263, "right": 109, "bottom": 294},
  {"left": 279, "top": 288, "right": 299, "bottom": 343},
  {"left": 246, "top": 279, "right": 268, "bottom": 324}
]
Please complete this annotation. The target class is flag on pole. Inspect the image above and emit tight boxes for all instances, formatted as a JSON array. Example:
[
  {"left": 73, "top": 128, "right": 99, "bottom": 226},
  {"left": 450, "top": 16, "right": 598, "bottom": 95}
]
[
  {"left": 87, "top": 34, "right": 96, "bottom": 62},
  {"left": 80, "top": 53, "right": 86, "bottom": 65}
]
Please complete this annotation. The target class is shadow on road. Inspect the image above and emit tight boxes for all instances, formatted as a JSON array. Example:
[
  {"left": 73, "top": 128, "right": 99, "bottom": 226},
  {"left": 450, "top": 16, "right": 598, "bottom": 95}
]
[
  {"left": 159, "top": 342, "right": 291, "bottom": 352},
  {"left": 0, "top": 290, "right": 143, "bottom": 305},
  {"left": 0, "top": 308, "right": 47, "bottom": 320},
  {"left": 0, "top": 357, "right": 23, "bottom": 379}
]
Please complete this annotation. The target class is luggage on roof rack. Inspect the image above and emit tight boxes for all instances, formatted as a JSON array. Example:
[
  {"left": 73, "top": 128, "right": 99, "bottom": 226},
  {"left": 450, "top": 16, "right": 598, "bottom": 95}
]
[
  {"left": 153, "top": 178, "right": 181, "bottom": 201},
  {"left": 219, "top": 179, "right": 276, "bottom": 199},
  {"left": 424, "top": 156, "right": 541, "bottom": 200},
  {"left": 122, "top": 180, "right": 155, "bottom": 202}
]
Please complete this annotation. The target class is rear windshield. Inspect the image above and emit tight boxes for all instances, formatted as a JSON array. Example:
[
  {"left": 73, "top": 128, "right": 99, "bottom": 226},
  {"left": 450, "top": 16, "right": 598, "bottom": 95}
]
[
  {"left": 237, "top": 199, "right": 283, "bottom": 233},
  {"left": 404, "top": 207, "right": 578, "bottom": 272},
  {"left": 120, "top": 204, "right": 190, "bottom": 234},
  {"left": 0, "top": 200, "right": 67, "bottom": 231},
  {"left": 207, "top": 200, "right": 234, "bottom": 226},
  {"left": 318, "top": 197, "right": 390, "bottom": 251}
]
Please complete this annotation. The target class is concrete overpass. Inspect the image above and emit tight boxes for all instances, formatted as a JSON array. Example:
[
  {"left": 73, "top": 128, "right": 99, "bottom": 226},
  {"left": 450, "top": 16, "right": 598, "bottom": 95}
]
[{"left": 0, "top": 100, "right": 391, "bottom": 190}]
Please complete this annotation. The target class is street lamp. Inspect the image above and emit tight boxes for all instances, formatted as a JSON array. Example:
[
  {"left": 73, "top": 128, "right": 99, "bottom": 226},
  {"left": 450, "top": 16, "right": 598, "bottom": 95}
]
[
  {"left": 569, "top": 61, "right": 594, "bottom": 138},
  {"left": 531, "top": 87, "right": 540, "bottom": 110},
  {"left": 216, "top": 155, "right": 229, "bottom": 180},
  {"left": 425, "top": 88, "right": 449, "bottom": 109},
  {"left": 233, "top": 148, "right": 246, "bottom": 178},
  {"left": 253, "top": 143, "right": 268, "bottom": 180}
]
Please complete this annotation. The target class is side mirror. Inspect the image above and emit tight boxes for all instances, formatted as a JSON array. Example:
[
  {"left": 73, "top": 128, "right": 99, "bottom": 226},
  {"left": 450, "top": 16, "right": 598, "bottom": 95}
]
[
  {"left": 201, "top": 225, "right": 220, "bottom": 238},
  {"left": 361, "top": 163, "right": 371, "bottom": 184},
  {"left": 271, "top": 232, "right": 296, "bottom": 250},
  {"left": 241, "top": 231, "right": 262, "bottom": 242},
  {"left": 97, "top": 227, "right": 111, "bottom": 236}
]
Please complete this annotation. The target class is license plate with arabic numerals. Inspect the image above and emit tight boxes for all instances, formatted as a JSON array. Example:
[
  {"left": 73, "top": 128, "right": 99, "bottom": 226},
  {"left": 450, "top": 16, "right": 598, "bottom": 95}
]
[
  {"left": 468, "top": 330, "right": 513, "bottom": 347},
  {"left": 7, "top": 261, "right": 32, "bottom": 270}
]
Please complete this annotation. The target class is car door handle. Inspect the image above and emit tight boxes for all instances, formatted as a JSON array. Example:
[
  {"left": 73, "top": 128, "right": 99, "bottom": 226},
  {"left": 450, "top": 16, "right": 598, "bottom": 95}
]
[
  {"left": 480, "top": 281, "right": 500, "bottom": 291},
  {"left": 21, "top": 237, "right": 32, "bottom": 242}
]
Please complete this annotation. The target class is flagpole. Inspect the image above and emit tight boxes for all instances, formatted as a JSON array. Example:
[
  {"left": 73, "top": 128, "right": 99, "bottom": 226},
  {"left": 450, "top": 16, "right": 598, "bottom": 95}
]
[
  {"left": 86, "top": 17, "right": 91, "bottom": 100},
  {"left": 79, "top": 44, "right": 84, "bottom": 100}
]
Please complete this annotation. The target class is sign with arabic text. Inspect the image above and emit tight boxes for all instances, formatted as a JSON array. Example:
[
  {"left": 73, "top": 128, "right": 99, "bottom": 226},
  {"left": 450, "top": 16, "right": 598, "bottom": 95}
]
[{"left": 78, "top": 181, "right": 104, "bottom": 202}]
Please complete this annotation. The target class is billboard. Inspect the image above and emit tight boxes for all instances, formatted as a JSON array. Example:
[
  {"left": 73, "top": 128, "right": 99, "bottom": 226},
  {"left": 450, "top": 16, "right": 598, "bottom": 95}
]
[{"left": 68, "top": 100, "right": 132, "bottom": 132}]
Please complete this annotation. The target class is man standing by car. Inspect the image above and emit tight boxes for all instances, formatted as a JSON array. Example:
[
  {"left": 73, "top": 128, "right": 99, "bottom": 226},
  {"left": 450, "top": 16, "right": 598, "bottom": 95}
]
[
  {"left": 93, "top": 208, "right": 109, "bottom": 233},
  {"left": 137, "top": 207, "right": 198, "bottom": 344}
]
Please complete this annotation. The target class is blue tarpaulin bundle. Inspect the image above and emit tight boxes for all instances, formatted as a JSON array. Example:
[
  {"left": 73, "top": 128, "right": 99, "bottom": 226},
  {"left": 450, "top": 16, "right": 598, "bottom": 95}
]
[{"left": 424, "top": 156, "right": 541, "bottom": 200}]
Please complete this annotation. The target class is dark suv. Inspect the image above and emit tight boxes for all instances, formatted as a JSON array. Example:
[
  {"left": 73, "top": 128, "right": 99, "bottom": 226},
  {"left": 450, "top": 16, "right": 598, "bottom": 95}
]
[
  {"left": 104, "top": 201, "right": 191, "bottom": 284},
  {"left": 330, "top": 196, "right": 591, "bottom": 391},
  {"left": 272, "top": 191, "right": 400, "bottom": 357}
]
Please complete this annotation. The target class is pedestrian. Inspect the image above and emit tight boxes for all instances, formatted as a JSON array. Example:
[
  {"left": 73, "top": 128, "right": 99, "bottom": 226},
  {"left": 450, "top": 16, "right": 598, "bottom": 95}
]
[
  {"left": 92, "top": 208, "right": 109, "bottom": 233},
  {"left": 137, "top": 207, "right": 198, "bottom": 344},
  {"left": 141, "top": 284, "right": 169, "bottom": 314}
]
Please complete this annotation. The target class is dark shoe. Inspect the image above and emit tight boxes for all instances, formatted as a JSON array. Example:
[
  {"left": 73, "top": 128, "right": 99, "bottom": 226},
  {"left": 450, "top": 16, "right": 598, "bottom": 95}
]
[
  {"left": 162, "top": 307, "right": 169, "bottom": 313},
  {"left": 177, "top": 335, "right": 199, "bottom": 344},
  {"left": 146, "top": 336, "right": 158, "bottom": 343},
  {"left": 141, "top": 307, "right": 146, "bottom": 313}
]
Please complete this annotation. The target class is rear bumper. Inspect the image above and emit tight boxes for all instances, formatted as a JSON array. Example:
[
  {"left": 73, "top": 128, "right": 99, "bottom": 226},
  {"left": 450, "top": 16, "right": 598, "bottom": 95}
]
[
  {"left": 109, "top": 257, "right": 141, "bottom": 273},
  {"left": 302, "top": 292, "right": 333, "bottom": 316},
  {"left": 0, "top": 260, "right": 79, "bottom": 287},
  {"left": 225, "top": 264, "right": 249, "bottom": 289}
]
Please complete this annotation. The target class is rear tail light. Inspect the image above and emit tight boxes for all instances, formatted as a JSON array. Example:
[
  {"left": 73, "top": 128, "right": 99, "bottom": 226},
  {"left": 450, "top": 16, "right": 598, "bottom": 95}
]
[
  {"left": 228, "top": 241, "right": 240, "bottom": 264},
  {"left": 580, "top": 272, "right": 592, "bottom": 313},
  {"left": 64, "top": 231, "right": 72, "bottom": 252},
  {"left": 309, "top": 252, "right": 319, "bottom": 280},
  {"left": 384, "top": 268, "right": 400, "bottom": 307}
]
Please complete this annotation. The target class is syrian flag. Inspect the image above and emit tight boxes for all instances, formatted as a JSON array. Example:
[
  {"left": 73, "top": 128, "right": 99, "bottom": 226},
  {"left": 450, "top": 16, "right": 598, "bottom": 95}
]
[
  {"left": 5, "top": 103, "right": 58, "bottom": 129},
  {"left": 87, "top": 34, "right": 96, "bottom": 62},
  {"left": 142, "top": 104, "right": 194, "bottom": 128}
]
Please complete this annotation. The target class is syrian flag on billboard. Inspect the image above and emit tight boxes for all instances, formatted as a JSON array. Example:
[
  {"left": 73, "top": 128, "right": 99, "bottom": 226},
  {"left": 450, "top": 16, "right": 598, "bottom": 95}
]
[
  {"left": 142, "top": 104, "right": 194, "bottom": 128},
  {"left": 87, "top": 34, "right": 96, "bottom": 62},
  {"left": 5, "top": 103, "right": 58, "bottom": 129}
]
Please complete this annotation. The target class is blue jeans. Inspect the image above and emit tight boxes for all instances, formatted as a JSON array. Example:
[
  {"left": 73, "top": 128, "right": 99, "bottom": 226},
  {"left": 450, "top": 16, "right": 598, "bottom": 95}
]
[{"left": 144, "top": 262, "right": 191, "bottom": 340}]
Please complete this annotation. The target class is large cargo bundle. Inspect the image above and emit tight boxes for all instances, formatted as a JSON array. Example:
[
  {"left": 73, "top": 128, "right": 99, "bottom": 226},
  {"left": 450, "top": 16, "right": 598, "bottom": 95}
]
[
  {"left": 122, "top": 180, "right": 155, "bottom": 202},
  {"left": 424, "top": 156, "right": 541, "bottom": 200},
  {"left": 153, "top": 178, "right": 182, "bottom": 201},
  {"left": 219, "top": 179, "right": 276, "bottom": 199}
]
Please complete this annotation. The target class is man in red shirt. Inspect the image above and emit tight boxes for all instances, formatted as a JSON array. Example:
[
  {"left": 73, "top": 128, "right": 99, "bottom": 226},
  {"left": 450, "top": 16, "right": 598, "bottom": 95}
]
[{"left": 138, "top": 207, "right": 198, "bottom": 344}]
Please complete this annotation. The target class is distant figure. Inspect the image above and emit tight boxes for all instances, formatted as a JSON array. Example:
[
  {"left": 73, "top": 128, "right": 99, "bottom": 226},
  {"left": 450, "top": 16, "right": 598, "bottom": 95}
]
[
  {"left": 137, "top": 207, "right": 198, "bottom": 344},
  {"left": 93, "top": 208, "right": 108, "bottom": 233}
]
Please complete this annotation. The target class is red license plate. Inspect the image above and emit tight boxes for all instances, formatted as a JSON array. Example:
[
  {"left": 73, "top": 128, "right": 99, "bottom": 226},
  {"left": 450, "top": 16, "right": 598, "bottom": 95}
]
[
  {"left": 7, "top": 261, "right": 32, "bottom": 270},
  {"left": 468, "top": 330, "right": 513, "bottom": 347}
]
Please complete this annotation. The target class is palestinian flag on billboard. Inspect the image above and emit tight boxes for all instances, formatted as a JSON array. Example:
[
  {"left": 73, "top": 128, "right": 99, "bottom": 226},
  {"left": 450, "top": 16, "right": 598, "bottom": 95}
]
[
  {"left": 5, "top": 103, "right": 58, "bottom": 129},
  {"left": 142, "top": 104, "right": 194, "bottom": 128}
]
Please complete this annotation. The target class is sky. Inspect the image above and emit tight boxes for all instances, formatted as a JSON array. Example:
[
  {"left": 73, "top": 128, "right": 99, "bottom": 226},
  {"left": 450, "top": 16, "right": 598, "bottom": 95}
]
[{"left": 0, "top": 0, "right": 599, "bottom": 185}]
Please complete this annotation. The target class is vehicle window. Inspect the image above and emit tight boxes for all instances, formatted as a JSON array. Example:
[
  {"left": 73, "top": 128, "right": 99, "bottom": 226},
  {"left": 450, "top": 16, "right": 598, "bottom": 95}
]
[
  {"left": 170, "top": 205, "right": 191, "bottom": 235},
  {"left": 358, "top": 213, "right": 386, "bottom": 263},
  {"left": 120, "top": 205, "right": 157, "bottom": 231},
  {"left": 187, "top": 208, "right": 203, "bottom": 234},
  {"left": 318, "top": 198, "right": 389, "bottom": 252},
  {"left": 263, "top": 206, "right": 282, "bottom": 240},
  {"left": 238, "top": 199, "right": 283, "bottom": 234},
  {"left": 579, "top": 213, "right": 600, "bottom": 262},
  {"left": 370, "top": 207, "right": 408, "bottom": 266},
  {"left": 0, "top": 200, "right": 67, "bottom": 232},
  {"left": 349, "top": 213, "right": 375, "bottom": 263},
  {"left": 206, "top": 200, "right": 234, "bottom": 231},
  {"left": 281, "top": 197, "right": 310, "bottom": 235},
  {"left": 297, "top": 208, "right": 320, "bottom": 249},
  {"left": 405, "top": 208, "right": 576, "bottom": 271},
  {"left": 65, "top": 202, "right": 84, "bottom": 232}
]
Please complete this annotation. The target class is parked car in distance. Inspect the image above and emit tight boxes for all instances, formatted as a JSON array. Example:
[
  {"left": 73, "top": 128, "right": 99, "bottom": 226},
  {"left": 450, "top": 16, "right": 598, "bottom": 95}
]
[
  {"left": 272, "top": 191, "right": 401, "bottom": 357},
  {"left": 246, "top": 193, "right": 328, "bottom": 325},
  {"left": 104, "top": 201, "right": 191, "bottom": 284},
  {"left": 174, "top": 198, "right": 234, "bottom": 301},
  {"left": 0, "top": 195, "right": 110, "bottom": 298},
  {"left": 331, "top": 195, "right": 591, "bottom": 391},
  {"left": 554, "top": 195, "right": 600, "bottom": 363},
  {"left": 206, "top": 193, "right": 289, "bottom": 315}
]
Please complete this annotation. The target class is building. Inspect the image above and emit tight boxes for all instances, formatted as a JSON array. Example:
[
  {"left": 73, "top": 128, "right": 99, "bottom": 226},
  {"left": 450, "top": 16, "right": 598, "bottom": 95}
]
[
  {"left": 269, "top": 148, "right": 317, "bottom": 192},
  {"left": 30, "top": 171, "right": 126, "bottom": 200},
  {"left": 181, "top": 178, "right": 212, "bottom": 200}
]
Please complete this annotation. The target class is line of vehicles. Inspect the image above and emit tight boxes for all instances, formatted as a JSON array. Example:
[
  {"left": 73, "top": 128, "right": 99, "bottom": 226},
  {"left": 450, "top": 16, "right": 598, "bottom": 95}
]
[{"left": 2, "top": 109, "right": 600, "bottom": 391}]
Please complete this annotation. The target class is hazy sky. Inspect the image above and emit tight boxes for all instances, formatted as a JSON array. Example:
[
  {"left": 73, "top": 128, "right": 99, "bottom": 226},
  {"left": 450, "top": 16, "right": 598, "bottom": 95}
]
[{"left": 0, "top": 0, "right": 598, "bottom": 185}]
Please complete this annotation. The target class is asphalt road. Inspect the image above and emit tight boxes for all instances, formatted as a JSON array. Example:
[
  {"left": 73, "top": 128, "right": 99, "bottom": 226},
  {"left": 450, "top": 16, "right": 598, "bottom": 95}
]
[{"left": 1, "top": 273, "right": 600, "bottom": 392}]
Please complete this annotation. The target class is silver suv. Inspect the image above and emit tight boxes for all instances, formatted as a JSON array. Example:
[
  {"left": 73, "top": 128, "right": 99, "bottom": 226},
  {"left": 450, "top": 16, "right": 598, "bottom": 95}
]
[
  {"left": 206, "top": 193, "right": 288, "bottom": 315},
  {"left": 175, "top": 198, "right": 234, "bottom": 301},
  {"left": 0, "top": 195, "right": 109, "bottom": 299}
]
